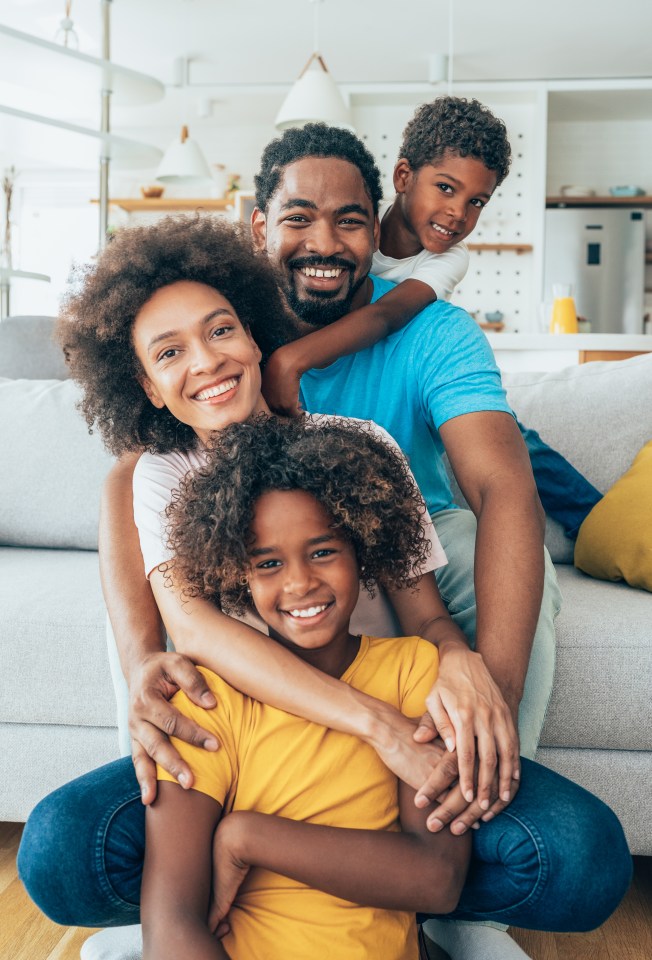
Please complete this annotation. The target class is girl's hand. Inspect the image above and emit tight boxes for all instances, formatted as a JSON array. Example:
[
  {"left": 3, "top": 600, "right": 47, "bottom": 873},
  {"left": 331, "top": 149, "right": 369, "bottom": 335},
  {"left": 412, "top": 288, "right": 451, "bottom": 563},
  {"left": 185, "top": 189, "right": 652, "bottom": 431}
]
[
  {"left": 422, "top": 645, "right": 520, "bottom": 812},
  {"left": 261, "top": 347, "right": 305, "bottom": 417},
  {"left": 209, "top": 813, "right": 252, "bottom": 935}
]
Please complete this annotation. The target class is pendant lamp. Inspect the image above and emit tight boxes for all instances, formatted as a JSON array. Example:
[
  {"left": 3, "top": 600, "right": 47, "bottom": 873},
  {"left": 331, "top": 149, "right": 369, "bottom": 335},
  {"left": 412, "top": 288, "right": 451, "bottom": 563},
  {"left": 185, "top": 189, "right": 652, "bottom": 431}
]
[
  {"left": 156, "top": 125, "right": 212, "bottom": 185},
  {"left": 275, "top": 0, "right": 353, "bottom": 132}
]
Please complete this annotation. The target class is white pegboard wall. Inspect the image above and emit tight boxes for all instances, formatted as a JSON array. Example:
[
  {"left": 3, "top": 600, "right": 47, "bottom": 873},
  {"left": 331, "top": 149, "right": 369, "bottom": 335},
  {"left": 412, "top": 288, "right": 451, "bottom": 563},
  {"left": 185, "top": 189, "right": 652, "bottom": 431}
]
[{"left": 352, "top": 95, "right": 541, "bottom": 332}]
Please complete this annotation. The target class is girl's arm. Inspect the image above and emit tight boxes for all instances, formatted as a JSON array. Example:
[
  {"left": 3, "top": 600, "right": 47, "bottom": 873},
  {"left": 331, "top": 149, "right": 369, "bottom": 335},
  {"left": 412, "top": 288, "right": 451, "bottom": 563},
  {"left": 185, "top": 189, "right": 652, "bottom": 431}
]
[
  {"left": 150, "top": 568, "right": 444, "bottom": 793},
  {"left": 208, "top": 780, "right": 471, "bottom": 929},
  {"left": 261, "top": 278, "right": 435, "bottom": 415},
  {"left": 142, "top": 782, "right": 230, "bottom": 960}
]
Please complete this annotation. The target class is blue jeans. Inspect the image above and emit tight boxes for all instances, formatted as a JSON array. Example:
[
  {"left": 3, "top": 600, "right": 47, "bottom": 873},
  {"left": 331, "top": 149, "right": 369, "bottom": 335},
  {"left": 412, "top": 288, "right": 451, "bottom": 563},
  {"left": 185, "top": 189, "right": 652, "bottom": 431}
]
[
  {"left": 18, "top": 756, "right": 631, "bottom": 933},
  {"left": 519, "top": 420, "right": 602, "bottom": 540}
]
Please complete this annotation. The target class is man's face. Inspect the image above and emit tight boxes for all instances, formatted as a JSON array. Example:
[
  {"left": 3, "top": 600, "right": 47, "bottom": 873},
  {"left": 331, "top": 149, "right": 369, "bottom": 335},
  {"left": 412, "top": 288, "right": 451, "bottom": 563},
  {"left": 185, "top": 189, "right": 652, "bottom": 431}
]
[{"left": 251, "top": 157, "right": 379, "bottom": 328}]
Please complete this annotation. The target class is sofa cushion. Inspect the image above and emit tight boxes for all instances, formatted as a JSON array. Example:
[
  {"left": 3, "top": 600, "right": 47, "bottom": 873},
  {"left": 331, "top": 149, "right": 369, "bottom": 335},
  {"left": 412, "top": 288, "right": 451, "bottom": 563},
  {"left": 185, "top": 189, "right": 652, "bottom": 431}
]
[
  {"left": 503, "top": 354, "right": 652, "bottom": 563},
  {"left": 0, "top": 315, "right": 69, "bottom": 379},
  {"left": 574, "top": 440, "right": 652, "bottom": 591},
  {"left": 0, "top": 378, "right": 114, "bottom": 549},
  {"left": 539, "top": 565, "right": 652, "bottom": 752}
]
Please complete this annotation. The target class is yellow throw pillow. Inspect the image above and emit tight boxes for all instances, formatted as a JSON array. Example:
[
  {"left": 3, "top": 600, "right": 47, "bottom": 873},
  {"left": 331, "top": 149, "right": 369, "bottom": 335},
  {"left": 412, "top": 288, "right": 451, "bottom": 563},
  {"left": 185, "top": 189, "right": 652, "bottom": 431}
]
[{"left": 575, "top": 440, "right": 652, "bottom": 591}]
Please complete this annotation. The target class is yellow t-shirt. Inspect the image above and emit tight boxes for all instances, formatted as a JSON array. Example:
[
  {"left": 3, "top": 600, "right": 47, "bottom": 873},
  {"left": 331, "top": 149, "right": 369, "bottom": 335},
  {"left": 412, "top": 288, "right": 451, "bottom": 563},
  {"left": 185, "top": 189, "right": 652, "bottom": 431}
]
[{"left": 158, "top": 635, "right": 439, "bottom": 960}]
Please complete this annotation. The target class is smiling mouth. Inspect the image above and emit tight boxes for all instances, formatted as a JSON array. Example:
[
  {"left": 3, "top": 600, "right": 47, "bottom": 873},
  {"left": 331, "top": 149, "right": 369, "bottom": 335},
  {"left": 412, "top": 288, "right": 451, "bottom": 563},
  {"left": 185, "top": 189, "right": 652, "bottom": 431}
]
[
  {"left": 300, "top": 267, "right": 343, "bottom": 279},
  {"left": 193, "top": 377, "right": 240, "bottom": 401},
  {"left": 282, "top": 601, "right": 333, "bottom": 620},
  {"left": 431, "top": 222, "right": 456, "bottom": 238}
]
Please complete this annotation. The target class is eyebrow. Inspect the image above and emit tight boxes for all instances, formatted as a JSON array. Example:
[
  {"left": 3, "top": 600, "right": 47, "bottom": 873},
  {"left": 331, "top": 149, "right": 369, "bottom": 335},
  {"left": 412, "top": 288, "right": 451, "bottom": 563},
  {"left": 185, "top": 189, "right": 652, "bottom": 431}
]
[
  {"left": 279, "top": 198, "right": 370, "bottom": 219},
  {"left": 146, "top": 308, "right": 233, "bottom": 353},
  {"left": 249, "top": 533, "right": 336, "bottom": 557}
]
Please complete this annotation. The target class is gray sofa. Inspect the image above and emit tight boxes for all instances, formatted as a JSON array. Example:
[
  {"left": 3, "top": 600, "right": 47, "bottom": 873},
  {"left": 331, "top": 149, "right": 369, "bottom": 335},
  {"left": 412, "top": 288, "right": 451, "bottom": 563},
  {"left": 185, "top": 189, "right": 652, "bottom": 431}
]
[{"left": 1, "top": 316, "right": 651, "bottom": 854}]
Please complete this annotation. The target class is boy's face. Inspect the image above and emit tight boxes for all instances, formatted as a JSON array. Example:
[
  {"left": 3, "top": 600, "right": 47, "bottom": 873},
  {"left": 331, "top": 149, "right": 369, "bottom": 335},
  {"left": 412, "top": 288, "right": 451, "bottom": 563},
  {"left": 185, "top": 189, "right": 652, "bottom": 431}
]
[
  {"left": 132, "top": 280, "right": 268, "bottom": 444},
  {"left": 247, "top": 489, "right": 360, "bottom": 678},
  {"left": 394, "top": 150, "right": 497, "bottom": 254},
  {"left": 251, "top": 156, "right": 379, "bottom": 329}
]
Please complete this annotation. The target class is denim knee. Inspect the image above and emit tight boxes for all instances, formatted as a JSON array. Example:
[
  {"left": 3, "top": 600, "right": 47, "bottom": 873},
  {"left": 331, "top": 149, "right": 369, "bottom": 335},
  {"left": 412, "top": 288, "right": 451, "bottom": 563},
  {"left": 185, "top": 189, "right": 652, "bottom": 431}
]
[{"left": 18, "top": 758, "right": 144, "bottom": 928}]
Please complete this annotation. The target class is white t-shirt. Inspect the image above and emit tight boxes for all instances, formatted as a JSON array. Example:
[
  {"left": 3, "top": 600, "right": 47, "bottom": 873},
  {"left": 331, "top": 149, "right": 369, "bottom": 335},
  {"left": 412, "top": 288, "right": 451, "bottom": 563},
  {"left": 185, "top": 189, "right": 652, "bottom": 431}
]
[
  {"left": 133, "top": 418, "right": 447, "bottom": 638},
  {"left": 372, "top": 200, "right": 470, "bottom": 301}
]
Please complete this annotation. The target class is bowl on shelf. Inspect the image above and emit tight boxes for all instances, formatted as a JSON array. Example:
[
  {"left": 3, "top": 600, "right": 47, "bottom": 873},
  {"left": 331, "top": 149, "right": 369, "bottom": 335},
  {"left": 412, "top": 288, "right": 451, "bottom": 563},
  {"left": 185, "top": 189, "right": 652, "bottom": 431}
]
[
  {"left": 609, "top": 186, "right": 645, "bottom": 197},
  {"left": 559, "top": 185, "right": 596, "bottom": 197},
  {"left": 140, "top": 185, "right": 165, "bottom": 199},
  {"left": 484, "top": 311, "right": 504, "bottom": 323}
]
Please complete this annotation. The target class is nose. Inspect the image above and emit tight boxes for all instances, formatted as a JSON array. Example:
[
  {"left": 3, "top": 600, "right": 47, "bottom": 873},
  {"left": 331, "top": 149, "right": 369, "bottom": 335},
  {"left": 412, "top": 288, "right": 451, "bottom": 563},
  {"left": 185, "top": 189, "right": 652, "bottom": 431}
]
[
  {"left": 446, "top": 196, "right": 467, "bottom": 224},
  {"left": 304, "top": 219, "right": 345, "bottom": 258},
  {"left": 282, "top": 558, "right": 317, "bottom": 598},
  {"left": 188, "top": 338, "right": 225, "bottom": 376}
]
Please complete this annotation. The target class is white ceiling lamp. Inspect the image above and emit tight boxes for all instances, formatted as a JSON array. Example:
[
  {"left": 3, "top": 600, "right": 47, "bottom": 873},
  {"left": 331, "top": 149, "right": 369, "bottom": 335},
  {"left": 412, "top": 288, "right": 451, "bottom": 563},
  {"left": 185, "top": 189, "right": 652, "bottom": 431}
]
[
  {"left": 156, "top": 124, "right": 212, "bottom": 184},
  {"left": 275, "top": 0, "right": 353, "bottom": 132}
]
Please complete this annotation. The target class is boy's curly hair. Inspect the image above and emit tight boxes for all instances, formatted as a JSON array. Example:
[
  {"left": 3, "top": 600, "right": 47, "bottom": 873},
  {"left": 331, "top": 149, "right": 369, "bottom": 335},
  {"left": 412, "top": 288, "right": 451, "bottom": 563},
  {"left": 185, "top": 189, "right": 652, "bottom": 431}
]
[
  {"left": 399, "top": 96, "right": 511, "bottom": 186},
  {"left": 55, "top": 215, "right": 288, "bottom": 456},
  {"left": 255, "top": 122, "right": 383, "bottom": 214},
  {"left": 167, "top": 415, "right": 430, "bottom": 614}
]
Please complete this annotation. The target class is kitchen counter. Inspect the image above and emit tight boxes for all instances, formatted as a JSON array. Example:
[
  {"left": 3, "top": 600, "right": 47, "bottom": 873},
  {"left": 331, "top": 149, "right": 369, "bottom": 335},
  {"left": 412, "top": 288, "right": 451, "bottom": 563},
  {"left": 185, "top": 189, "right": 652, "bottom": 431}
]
[{"left": 483, "top": 332, "right": 652, "bottom": 371}]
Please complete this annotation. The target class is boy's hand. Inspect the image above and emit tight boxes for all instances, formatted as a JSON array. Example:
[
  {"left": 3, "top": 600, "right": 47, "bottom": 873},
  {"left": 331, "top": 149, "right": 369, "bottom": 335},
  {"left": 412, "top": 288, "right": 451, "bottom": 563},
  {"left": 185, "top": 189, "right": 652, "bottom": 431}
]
[
  {"left": 422, "top": 766, "right": 521, "bottom": 836},
  {"left": 128, "top": 651, "right": 220, "bottom": 804},
  {"left": 419, "top": 645, "right": 520, "bottom": 812},
  {"left": 209, "top": 813, "right": 252, "bottom": 934},
  {"left": 261, "top": 346, "right": 305, "bottom": 417}
]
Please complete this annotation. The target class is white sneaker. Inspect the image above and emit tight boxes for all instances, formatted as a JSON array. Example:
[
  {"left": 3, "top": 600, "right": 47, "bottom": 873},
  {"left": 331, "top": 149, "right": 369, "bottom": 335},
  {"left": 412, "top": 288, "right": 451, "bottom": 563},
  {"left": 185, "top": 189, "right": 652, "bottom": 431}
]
[{"left": 80, "top": 925, "right": 142, "bottom": 960}]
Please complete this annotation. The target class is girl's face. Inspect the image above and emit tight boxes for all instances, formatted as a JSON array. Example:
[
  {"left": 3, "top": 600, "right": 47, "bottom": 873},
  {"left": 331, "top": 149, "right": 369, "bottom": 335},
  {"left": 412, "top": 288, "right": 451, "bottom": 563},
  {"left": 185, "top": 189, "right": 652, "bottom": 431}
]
[
  {"left": 247, "top": 489, "right": 360, "bottom": 678},
  {"left": 132, "top": 280, "right": 269, "bottom": 443}
]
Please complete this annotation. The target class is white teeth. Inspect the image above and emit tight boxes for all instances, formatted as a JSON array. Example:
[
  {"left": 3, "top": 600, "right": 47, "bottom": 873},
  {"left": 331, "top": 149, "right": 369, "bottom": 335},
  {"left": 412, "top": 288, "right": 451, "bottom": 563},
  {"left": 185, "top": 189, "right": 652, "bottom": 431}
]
[
  {"left": 194, "top": 378, "right": 238, "bottom": 401},
  {"left": 287, "top": 604, "right": 329, "bottom": 619},
  {"left": 300, "top": 267, "right": 342, "bottom": 278},
  {"left": 432, "top": 223, "right": 454, "bottom": 237}
]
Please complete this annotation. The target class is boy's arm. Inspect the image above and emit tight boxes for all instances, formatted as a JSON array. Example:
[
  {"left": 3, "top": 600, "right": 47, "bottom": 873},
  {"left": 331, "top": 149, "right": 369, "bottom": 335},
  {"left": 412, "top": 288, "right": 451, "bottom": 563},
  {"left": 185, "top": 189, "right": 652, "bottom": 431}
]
[
  {"left": 142, "top": 782, "right": 230, "bottom": 960},
  {"left": 209, "top": 783, "right": 471, "bottom": 927},
  {"left": 262, "top": 278, "right": 435, "bottom": 415},
  {"left": 100, "top": 456, "right": 221, "bottom": 804}
]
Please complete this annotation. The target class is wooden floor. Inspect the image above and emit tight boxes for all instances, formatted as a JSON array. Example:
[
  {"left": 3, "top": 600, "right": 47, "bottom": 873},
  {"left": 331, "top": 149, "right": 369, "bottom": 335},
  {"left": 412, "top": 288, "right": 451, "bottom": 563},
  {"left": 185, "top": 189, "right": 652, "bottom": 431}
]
[{"left": 2, "top": 821, "right": 651, "bottom": 960}]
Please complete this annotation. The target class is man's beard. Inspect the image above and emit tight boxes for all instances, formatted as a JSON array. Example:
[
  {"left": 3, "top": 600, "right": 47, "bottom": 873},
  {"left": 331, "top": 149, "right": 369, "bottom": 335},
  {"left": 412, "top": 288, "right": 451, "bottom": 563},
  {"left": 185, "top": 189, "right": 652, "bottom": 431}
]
[{"left": 284, "top": 256, "right": 367, "bottom": 327}]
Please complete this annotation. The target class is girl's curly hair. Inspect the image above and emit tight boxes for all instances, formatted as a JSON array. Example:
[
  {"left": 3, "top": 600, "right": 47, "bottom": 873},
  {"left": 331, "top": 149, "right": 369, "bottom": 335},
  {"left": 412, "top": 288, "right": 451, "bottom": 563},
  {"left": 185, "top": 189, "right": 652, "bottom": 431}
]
[
  {"left": 55, "top": 215, "right": 289, "bottom": 456},
  {"left": 399, "top": 96, "right": 511, "bottom": 186},
  {"left": 167, "top": 415, "right": 430, "bottom": 615}
]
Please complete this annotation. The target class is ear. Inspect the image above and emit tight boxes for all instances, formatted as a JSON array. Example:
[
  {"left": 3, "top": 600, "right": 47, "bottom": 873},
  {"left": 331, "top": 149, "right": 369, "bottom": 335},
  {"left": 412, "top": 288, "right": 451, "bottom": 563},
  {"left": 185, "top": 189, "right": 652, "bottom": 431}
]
[
  {"left": 251, "top": 207, "right": 267, "bottom": 251},
  {"left": 245, "top": 327, "right": 263, "bottom": 364},
  {"left": 393, "top": 158, "right": 414, "bottom": 195},
  {"left": 139, "top": 375, "right": 166, "bottom": 410}
]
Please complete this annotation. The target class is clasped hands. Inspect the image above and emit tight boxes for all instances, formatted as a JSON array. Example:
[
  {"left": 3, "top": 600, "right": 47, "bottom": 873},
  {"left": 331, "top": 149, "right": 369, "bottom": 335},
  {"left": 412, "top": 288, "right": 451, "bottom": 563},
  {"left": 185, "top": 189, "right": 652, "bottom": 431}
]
[{"left": 128, "top": 649, "right": 520, "bottom": 833}]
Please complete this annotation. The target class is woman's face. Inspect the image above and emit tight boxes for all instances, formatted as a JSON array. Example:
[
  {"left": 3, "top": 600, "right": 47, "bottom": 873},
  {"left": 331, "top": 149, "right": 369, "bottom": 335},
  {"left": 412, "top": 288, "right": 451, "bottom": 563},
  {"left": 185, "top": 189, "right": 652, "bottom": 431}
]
[{"left": 132, "top": 280, "right": 269, "bottom": 443}]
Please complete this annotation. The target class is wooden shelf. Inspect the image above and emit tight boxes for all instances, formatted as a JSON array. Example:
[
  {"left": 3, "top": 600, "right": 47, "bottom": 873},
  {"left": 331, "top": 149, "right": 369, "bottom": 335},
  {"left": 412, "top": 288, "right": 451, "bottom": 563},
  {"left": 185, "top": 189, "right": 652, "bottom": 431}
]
[
  {"left": 547, "top": 195, "right": 652, "bottom": 207},
  {"left": 98, "top": 198, "right": 233, "bottom": 212},
  {"left": 467, "top": 243, "right": 533, "bottom": 254}
]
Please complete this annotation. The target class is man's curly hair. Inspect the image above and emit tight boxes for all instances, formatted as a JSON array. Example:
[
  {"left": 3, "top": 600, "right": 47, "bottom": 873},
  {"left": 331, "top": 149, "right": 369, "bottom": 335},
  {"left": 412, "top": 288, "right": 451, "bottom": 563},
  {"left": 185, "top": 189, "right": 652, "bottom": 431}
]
[
  {"left": 55, "top": 215, "right": 288, "bottom": 457},
  {"left": 167, "top": 415, "right": 430, "bottom": 615},
  {"left": 254, "top": 123, "right": 383, "bottom": 214},
  {"left": 399, "top": 96, "right": 511, "bottom": 186}
]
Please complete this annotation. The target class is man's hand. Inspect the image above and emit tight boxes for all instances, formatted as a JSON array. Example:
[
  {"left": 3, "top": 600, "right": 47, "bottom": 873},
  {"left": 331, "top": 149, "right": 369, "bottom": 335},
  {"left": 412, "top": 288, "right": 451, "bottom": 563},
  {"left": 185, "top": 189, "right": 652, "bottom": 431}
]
[
  {"left": 129, "top": 651, "right": 220, "bottom": 804},
  {"left": 416, "top": 645, "right": 521, "bottom": 811},
  {"left": 261, "top": 346, "right": 304, "bottom": 417},
  {"left": 422, "top": 767, "right": 521, "bottom": 836}
]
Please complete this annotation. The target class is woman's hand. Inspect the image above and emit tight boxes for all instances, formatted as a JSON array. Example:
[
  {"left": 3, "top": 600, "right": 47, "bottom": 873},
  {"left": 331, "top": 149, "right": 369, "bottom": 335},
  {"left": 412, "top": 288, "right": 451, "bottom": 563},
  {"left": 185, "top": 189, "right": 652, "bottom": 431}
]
[
  {"left": 261, "top": 346, "right": 305, "bottom": 417},
  {"left": 208, "top": 813, "right": 252, "bottom": 935},
  {"left": 416, "top": 644, "right": 520, "bottom": 813},
  {"left": 128, "top": 651, "right": 220, "bottom": 804}
]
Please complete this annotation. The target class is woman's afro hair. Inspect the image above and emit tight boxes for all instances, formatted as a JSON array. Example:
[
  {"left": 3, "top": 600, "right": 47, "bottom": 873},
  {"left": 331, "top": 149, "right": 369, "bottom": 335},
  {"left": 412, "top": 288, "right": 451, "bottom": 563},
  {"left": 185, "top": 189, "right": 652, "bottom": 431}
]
[
  {"left": 56, "top": 215, "right": 288, "bottom": 456},
  {"left": 166, "top": 414, "right": 431, "bottom": 614}
]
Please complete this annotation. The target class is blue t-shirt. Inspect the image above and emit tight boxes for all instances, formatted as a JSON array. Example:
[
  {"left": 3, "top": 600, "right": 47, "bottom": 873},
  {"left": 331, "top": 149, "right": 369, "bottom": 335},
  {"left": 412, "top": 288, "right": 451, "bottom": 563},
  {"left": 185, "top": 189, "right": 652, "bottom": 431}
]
[{"left": 299, "top": 275, "right": 512, "bottom": 516}]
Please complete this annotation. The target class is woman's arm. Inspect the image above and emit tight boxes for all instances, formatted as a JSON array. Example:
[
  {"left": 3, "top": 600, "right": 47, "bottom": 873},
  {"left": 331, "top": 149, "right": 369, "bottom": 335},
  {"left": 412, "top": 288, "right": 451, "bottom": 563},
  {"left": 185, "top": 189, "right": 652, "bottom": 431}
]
[
  {"left": 142, "top": 782, "right": 229, "bottom": 960},
  {"left": 209, "top": 780, "right": 471, "bottom": 929},
  {"left": 150, "top": 568, "right": 443, "bottom": 792},
  {"left": 261, "top": 278, "right": 435, "bottom": 415}
]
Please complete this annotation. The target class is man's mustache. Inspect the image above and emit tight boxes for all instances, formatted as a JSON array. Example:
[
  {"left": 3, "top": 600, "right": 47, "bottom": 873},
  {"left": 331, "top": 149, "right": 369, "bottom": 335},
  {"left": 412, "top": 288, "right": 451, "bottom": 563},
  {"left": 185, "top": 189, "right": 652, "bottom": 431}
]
[{"left": 288, "top": 255, "right": 356, "bottom": 273}]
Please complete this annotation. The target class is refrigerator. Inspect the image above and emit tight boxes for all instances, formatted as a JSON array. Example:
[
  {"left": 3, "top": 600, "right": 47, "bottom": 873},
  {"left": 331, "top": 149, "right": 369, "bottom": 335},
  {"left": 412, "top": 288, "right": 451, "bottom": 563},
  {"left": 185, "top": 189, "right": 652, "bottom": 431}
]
[{"left": 543, "top": 207, "right": 646, "bottom": 334}]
